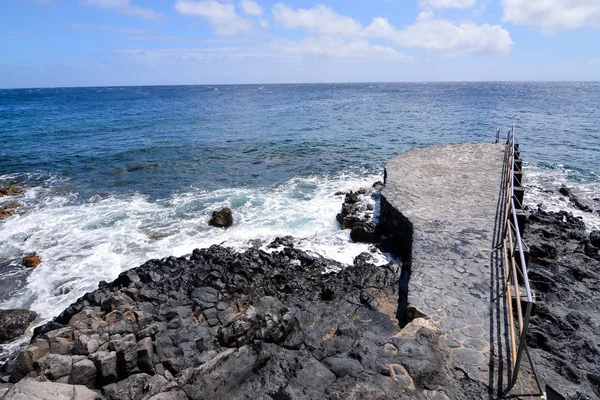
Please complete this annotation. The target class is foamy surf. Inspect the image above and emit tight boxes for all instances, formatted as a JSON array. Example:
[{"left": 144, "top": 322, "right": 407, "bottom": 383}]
[
  {"left": 0, "top": 172, "right": 387, "bottom": 351},
  {"left": 523, "top": 163, "right": 600, "bottom": 232}
]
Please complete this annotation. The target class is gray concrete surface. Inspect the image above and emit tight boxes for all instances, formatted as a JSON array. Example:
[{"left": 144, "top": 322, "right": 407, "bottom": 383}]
[{"left": 382, "top": 143, "right": 537, "bottom": 397}]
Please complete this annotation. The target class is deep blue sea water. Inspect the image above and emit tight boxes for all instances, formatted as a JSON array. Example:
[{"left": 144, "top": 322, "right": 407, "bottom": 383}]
[{"left": 1, "top": 82, "right": 599, "bottom": 353}]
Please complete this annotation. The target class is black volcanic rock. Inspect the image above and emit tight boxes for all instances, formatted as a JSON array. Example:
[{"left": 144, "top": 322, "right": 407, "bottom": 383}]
[
  {"left": 558, "top": 185, "right": 594, "bottom": 213},
  {"left": 0, "top": 310, "right": 37, "bottom": 343},
  {"left": 4, "top": 243, "right": 461, "bottom": 399},
  {"left": 524, "top": 206, "right": 600, "bottom": 399},
  {"left": 209, "top": 208, "right": 234, "bottom": 228}
]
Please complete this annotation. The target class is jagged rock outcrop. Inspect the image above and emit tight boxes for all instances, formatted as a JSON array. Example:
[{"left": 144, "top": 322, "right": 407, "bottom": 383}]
[
  {"left": 525, "top": 206, "right": 600, "bottom": 399},
  {"left": 2, "top": 242, "right": 461, "bottom": 400}
]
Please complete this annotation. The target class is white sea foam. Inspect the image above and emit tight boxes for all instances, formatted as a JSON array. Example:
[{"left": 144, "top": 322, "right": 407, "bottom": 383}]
[
  {"left": 523, "top": 163, "right": 600, "bottom": 231},
  {"left": 0, "top": 173, "right": 387, "bottom": 343}
]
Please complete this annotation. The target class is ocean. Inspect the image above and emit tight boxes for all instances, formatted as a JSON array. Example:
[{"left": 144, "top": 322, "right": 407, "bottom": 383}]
[{"left": 1, "top": 82, "right": 599, "bottom": 355}]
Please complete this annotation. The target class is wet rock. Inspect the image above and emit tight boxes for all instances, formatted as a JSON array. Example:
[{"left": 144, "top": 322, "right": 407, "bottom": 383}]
[
  {"left": 267, "top": 235, "right": 294, "bottom": 248},
  {"left": 337, "top": 187, "right": 377, "bottom": 231},
  {"left": 350, "top": 222, "right": 377, "bottom": 243},
  {"left": 22, "top": 254, "right": 41, "bottom": 269},
  {"left": 208, "top": 207, "right": 233, "bottom": 228},
  {"left": 0, "top": 309, "right": 37, "bottom": 342},
  {"left": 558, "top": 185, "right": 594, "bottom": 213},
  {"left": 0, "top": 185, "right": 24, "bottom": 197},
  {"left": 353, "top": 252, "right": 374, "bottom": 267},
  {"left": 0, "top": 202, "right": 21, "bottom": 220},
  {"left": 372, "top": 181, "right": 384, "bottom": 190}
]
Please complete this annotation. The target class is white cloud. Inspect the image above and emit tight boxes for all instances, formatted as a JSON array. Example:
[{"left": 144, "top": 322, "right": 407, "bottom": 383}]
[
  {"left": 118, "top": 37, "right": 413, "bottom": 63},
  {"left": 419, "top": 0, "right": 476, "bottom": 9},
  {"left": 271, "top": 36, "right": 414, "bottom": 61},
  {"left": 272, "top": 3, "right": 362, "bottom": 37},
  {"left": 259, "top": 18, "right": 270, "bottom": 29},
  {"left": 271, "top": 3, "right": 512, "bottom": 54},
  {"left": 396, "top": 11, "right": 513, "bottom": 54},
  {"left": 502, "top": 0, "right": 600, "bottom": 32},
  {"left": 174, "top": 0, "right": 254, "bottom": 36},
  {"left": 83, "top": 0, "right": 162, "bottom": 21},
  {"left": 240, "top": 0, "right": 263, "bottom": 16}
]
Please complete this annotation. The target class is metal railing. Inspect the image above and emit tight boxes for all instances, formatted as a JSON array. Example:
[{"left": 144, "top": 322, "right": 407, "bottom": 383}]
[{"left": 501, "top": 126, "right": 544, "bottom": 396}]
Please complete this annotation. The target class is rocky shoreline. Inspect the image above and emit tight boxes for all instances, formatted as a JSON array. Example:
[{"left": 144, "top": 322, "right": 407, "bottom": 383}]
[
  {"left": 0, "top": 183, "right": 448, "bottom": 400},
  {"left": 1, "top": 179, "right": 599, "bottom": 399},
  {"left": 524, "top": 187, "right": 600, "bottom": 400}
]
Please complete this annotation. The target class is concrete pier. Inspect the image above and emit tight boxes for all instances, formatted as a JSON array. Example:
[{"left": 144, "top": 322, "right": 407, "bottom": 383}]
[{"left": 380, "top": 143, "right": 529, "bottom": 396}]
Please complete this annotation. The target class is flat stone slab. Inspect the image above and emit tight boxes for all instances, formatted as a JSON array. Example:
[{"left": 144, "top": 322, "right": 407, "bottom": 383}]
[{"left": 382, "top": 143, "right": 504, "bottom": 387}]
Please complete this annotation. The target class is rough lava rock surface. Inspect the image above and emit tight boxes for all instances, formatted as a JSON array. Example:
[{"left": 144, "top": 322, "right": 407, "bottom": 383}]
[
  {"left": 2, "top": 242, "right": 467, "bottom": 400},
  {"left": 1, "top": 233, "right": 481, "bottom": 400},
  {"left": 0, "top": 310, "right": 37, "bottom": 343},
  {"left": 524, "top": 204, "right": 600, "bottom": 399}
]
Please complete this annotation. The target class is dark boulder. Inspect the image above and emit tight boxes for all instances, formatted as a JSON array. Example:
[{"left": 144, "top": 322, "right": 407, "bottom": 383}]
[
  {"left": 0, "top": 309, "right": 37, "bottom": 342},
  {"left": 267, "top": 236, "right": 294, "bottom": 249},
  {"left": 350, "top": 222, "right": 377, "bottom": 243},
  {"left": 208, "top": 208, "right": 233, "bottom": 228},
  {"left": 590, "top": 230, "right": 600, "bottom": 248}
]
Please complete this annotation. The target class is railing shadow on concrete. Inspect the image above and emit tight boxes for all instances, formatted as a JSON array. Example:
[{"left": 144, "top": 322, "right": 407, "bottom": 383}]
[{"left": 490, "top": 126, "right": 545, "bottom": 399}]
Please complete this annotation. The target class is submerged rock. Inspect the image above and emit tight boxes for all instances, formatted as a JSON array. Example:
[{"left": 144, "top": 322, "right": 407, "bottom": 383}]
[
  {"left": 0, "top": 202, "right": 21, "bottom": 220},
  {"left": 0, "top": 310, "right": 37, "bottom": 342},
  {"left": 0, "top": 185, "right": 24, "bottom": 197},
  {"left": 208, "top": 208, "right": 233, "bottom": 228},
  {"left": 22, "top": 255, "right": 41, "bottom": 269},
  {"left": 558, "top": 185, "right": 594, "bottom": 213}
]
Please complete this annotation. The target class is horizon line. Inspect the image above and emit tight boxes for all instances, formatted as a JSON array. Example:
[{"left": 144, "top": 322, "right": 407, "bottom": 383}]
[{"left": 2, "top": 80, "right": 600, "bottom": 90}]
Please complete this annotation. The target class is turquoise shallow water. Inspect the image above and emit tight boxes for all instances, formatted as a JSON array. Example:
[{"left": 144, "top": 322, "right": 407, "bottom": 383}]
[{"left": 0, "top": 82, "right": 599, "bottom": 352}]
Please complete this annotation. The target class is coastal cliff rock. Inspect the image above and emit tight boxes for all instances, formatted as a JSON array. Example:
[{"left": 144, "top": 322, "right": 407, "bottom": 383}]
[
  {"left": 524, "top": 206, "right": 600, "bottom": 399},
  {"left": 208, "top": 208, "right": 234, "bottom": 228}
]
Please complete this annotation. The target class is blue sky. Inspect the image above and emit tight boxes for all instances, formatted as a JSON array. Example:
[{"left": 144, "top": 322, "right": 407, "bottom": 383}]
[{"left": 1, "top": 0, "right": 599, "bottom": 87}]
